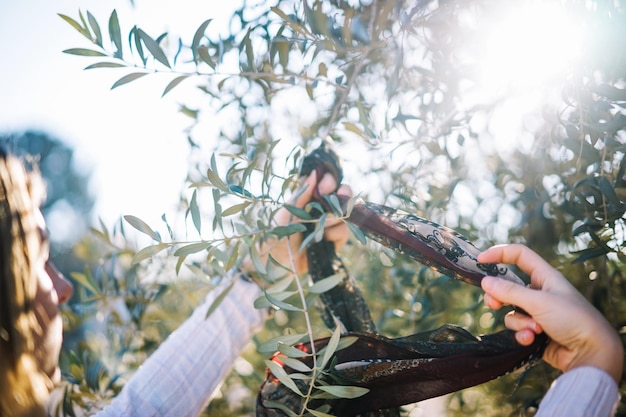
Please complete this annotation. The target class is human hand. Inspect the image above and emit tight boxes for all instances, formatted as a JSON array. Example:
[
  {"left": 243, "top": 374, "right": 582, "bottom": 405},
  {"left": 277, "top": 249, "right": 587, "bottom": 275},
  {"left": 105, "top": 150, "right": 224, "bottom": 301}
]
[
  {"left": 478, "top": 244, "right": 624, "bottom": 383},
  {"left": 242, "top": 170, "right": 352, "bottom": 276}
]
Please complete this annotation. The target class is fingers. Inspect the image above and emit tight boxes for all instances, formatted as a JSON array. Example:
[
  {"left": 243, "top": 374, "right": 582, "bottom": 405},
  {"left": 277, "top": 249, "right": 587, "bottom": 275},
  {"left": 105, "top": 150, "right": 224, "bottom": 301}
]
[
  {"left": 277, "top": 171, "right": 337, "bottom": 226},
  {"left": 514, "top": 329, "right": 537, "bottom": 346},
  {"left": 481, "top": 275, "right": 547, "bottom": 316},
  {"left": 485, "top": 285, "right": 544, "bottom": 347},
  {"left": 478, "top": 244, "right": 575, "bottom": 294},
  {"left": 291, "top": 171, "right": 344, "bottom": 209},
  {"left": 484, "top": 289, "right": 543, "bottom": 345},
  {"left": 291, "top": 170, "right": 321, "bottom": 209},
  {"left": 504, "top": 310, "right": 543, "bottom": 335},
  {"left": 318, "top": 171, "right": 340, "bottom": 195},
  {"left": 323, "top": 221, "right": 350, "bottom": 249},
  {"left": 483, "top": 292, "right": 503, "bottom": 310},
  {"left": 478, "top": 244, "right": 553, "bottom": 289},
  {"left": 336, "top": 184, "right": 352, "bottom": 198},
  {"left": 281, "top": 172, "right": 351, "bottom": 248}
]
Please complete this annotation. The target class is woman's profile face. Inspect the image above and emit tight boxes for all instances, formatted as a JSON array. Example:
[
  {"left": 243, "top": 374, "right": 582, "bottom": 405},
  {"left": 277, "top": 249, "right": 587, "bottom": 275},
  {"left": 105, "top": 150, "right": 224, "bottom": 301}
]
[{"left": 31, "top": 209, "right": 73, "bottom": 386}]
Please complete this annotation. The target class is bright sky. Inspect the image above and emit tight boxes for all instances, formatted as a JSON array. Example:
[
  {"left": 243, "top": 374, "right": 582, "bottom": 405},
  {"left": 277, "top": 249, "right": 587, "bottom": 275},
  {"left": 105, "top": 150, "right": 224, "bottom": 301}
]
[{"left": 0, "top": 0, "right": 237, "bottom": 230}]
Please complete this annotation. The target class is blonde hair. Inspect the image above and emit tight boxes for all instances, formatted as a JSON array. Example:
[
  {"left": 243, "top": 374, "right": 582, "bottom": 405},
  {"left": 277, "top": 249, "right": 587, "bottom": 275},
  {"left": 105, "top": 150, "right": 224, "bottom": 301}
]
[{"left": 0, "top": 150, "right": 50, "bottom": 417}]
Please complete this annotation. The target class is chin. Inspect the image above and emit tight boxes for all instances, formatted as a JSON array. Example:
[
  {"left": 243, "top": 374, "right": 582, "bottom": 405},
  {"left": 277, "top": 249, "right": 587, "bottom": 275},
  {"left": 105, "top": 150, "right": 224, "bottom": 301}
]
[
  {"left": 50, "top": 366, "right": 61, "bottom": 386},
  {"left": 40, "top": 317, "right": 64, "bottom": 388}
]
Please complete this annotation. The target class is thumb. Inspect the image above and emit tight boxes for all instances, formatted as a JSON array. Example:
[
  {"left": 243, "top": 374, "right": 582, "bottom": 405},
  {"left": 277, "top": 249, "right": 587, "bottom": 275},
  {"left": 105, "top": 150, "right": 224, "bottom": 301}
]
[{"left": 291, "top": 171, "right": 319, "bottom": 209}]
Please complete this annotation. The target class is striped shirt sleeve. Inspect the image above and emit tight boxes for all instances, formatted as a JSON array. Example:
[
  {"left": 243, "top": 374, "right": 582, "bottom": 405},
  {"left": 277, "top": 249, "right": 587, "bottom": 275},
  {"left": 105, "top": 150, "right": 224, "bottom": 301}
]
[
  {"left": 536, "top": 366, "right": 620, "bottom": 417},
  {"left": 93, "top": 275, "right": 266, "bottom": 417}
]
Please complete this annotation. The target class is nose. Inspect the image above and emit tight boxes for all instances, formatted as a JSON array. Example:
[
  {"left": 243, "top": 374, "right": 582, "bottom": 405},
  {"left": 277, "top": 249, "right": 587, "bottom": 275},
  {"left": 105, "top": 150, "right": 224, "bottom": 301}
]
[{"left": 45, "top": 262, "right": 74, "bottom": 304}]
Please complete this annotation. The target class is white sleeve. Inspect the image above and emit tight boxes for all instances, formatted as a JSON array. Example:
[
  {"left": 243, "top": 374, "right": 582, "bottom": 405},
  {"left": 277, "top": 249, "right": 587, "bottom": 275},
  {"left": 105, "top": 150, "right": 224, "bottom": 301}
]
[
  {"left": 536, "top": 366, "right": 620, "bottom": 417},
  {"left": 94, "top": 275, "right": 265, "bottom": 417}
]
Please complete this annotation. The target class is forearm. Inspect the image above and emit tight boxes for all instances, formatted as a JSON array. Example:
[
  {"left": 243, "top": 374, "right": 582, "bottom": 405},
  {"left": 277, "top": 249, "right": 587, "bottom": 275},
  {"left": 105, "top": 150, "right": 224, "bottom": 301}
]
[
  {"left": 536, "top": 366, "right": 620, "bottom": 417},
  {"left": 94, "top": 274, "right": 265, "bottom": 417}
]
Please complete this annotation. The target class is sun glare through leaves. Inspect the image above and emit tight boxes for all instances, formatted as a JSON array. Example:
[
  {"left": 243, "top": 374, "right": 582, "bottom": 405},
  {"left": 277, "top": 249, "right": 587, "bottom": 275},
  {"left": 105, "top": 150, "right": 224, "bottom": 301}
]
[{"left": 477, "top": 1, "right": 586, "bottom": 97}]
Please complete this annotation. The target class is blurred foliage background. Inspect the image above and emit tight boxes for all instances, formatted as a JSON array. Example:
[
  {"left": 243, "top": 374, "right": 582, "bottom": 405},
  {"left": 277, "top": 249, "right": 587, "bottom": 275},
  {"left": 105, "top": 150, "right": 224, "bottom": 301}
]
[{"left": 9, "top": 0, "right": 626, "bottom": 415}]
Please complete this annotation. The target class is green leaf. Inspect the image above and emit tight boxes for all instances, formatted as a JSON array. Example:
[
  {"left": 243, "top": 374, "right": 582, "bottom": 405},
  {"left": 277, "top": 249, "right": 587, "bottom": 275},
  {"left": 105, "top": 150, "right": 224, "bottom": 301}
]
[
  {"left": 69, "top": 269, "right": 101, "bottom": 296},
  {"left": 213, "top": 198, "right": 223, "bottom": 233},
  {"left": 257, "top": 333, "right": 307, "bottom": 354},
  {"left": 265, "top": 360, "right": 304, "bottom": 397},
  {"left": 267, "top": 276, "right": 293, "bottom": 293},
  {"left": 263, "top": 290, "right": 302, "bottom": 311},
  {"left": 179, "top": 104, "right": 199, "bottom": 119},
  {"left": 307, "top": 408, "right": 336, "bottom": 417},
  {"left": 598, "top": 176, "right": 621, "bottom": 205},
  {"left": 275, "top": 35, "right": 290, "bottom": 68},
  {"left": 173, "top": 241, "right": 212, "bottom": 257},
  {"left": 63, "top": 48, "right": 107, "bottom": 57},
  {"left": 253, "top": 290, "right": 295, "bottom": 309},
  {"left": 270, "top": 7, "right": 295, "bottom": 24},
  {"left": 271, "top": 223, "right": 307, "bottom": 238},
  {"left": 136, "top": 28, "right": 171, "bottom": 68},
  {"left": 572, "top": 248, "right": 602, "bottom": 264},
  {"left": 299, "top": 226, "right": 319, "bottom": 251},
  {"left": 206, "top": 168, "right": 228, "bottom": 192},
  {"left": 175, "top": 255, "right": 187, "bottom": 275},
  {"left": 241, "top": 27, "right": 254, "bottom": 70},
  {"left": 316, "top": 385, "right": 369, "bottom": 399},
  {"left": 305, "top": 83, "right": 314, "bottom": 100},
  {"left": 379, "top": 251, "right": 393, "bottom": 267},
  {"left": 303, "top": 0, "right": 330, "bottom": 36},
  {"left": 278, "top": 343, "right": 312, "bottom": 358},
  {"left": 595, "top": 83, "right": 626, "bottom": 102},
  {"left": 342, "top": 121, "right": 367, "bottom": 139},
  {"left": 123, "top": 215, "right": 161, "bottom": 241},
  {"left": 84, "top": 62, "right": 126, "bottom": 70},
  {"left": 309, "top": 272, "right": 345, "bottom": 294},
  {"left": 131, "top": 242, "right": 170, "bottom": 265},
  {"left": 270, "top": 7, "right": 310, "bottom": 37},
  {"left": 260, "top": 401, "right": 299, "bottom": 417},
  {"left": 318, "top": 62, "right": 328, "bottom": 77},
  {"left": 250, "top": 245, "right": 267, "bottom": 275},
  {"left": 192, "top": 19, "right": 213, "bottom": 64},
  {"left": 111, "top": 72, "right": 148, "bottom": 89},
  {"left": 210, "top": 153, "right": 219, "bottom": 175},
  {"left": 162, "top": 75, "right": 189, "bottom": 97},
  {"left": 130, "top": 26, "right": 146, "bottom": 65},
  {"left": 225, "top": 242, "right": 240, "bottom": 271},
  {"left": 90, "top": 226, "right": 109, "bottom": 245},
  {"left": 324, "top": 194, "right": 343, "bottom": 216},
  {"left": 335, "top": 335, "right": 358, "bottom": 352},
  {"left": 58, "top": 13, "right": 91, "bottom": 40},
  {"left": 222, "top": 201, "right": 252, "bottom": 217},
  {"left": 344, "top": 195, "right": 358, "bottom": 217},
  {"left": 347, "top": 222, "right": 366, "bottom": 245},
  {"left": 284, "top": 204, "right": 313, "bottom": 220},
  {"left": 280, "top": 357, "right": 312, "bottom": 372},
  {"left": 87, "top": 11, "right": 102, "bottom": 47},
  {"left": 197, "top": 45, "right": 216, "bottom": 69},
  {"left": 205, "top": 280, "right": 235, "bottom": 319},
  {"left": 314, "top": 213, "right": 327, "bottom": 242},
  {"left": 186, "top": 264, "right": 209, "bottom": 280},
  {"left": 320, "top": 326, "right": 341, "bottom": 369},
  {"left": 228, "top": 184, "right": 255, "bottom": 198},
  {"left": 108, "top": 10, "right": 123, "bottom": 58},
  {"left": 190, "top": 189, "right": 202, "bottom": 235}
]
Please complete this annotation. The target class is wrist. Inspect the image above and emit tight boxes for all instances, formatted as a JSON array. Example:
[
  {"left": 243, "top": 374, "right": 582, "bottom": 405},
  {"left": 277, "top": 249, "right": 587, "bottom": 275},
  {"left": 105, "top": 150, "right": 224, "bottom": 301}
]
[{"left": 571, "top": 329, "right": 624, "bottom": 384}]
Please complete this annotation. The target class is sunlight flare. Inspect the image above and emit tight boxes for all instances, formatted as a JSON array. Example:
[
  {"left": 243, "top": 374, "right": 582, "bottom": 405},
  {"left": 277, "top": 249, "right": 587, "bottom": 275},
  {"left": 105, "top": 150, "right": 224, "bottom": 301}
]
[{"left": 478, "top": 1, "right": 586, "bottom": 95}]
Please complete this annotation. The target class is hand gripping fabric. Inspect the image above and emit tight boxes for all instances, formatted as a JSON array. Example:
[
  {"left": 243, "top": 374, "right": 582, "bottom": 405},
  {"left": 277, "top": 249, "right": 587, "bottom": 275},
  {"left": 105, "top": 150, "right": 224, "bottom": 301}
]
[{"left": 256, "top": 141, "right": 547, "bottom": 417}]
